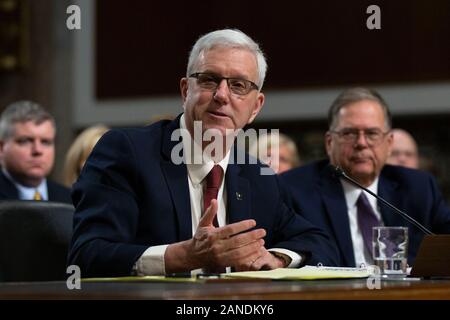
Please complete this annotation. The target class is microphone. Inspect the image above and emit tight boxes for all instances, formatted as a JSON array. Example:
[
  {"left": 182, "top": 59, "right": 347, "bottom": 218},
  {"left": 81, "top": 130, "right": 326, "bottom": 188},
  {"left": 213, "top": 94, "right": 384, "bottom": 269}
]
[{"left": 330, "top": 165, "right": 434, "bottom": 235}]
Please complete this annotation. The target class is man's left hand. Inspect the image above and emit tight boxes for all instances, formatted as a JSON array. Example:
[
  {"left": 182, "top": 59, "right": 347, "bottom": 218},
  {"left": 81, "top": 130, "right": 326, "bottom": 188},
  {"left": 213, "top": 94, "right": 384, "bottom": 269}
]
[{"left": 245, "top": 248, "right": 289, "bottom": 271}]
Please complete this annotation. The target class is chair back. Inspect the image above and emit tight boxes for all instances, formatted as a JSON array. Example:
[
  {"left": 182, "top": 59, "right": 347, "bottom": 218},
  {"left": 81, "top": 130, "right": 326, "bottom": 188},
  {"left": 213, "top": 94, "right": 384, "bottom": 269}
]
[{"left": 0, "top": 200, "right": 74, "bottom": 282}]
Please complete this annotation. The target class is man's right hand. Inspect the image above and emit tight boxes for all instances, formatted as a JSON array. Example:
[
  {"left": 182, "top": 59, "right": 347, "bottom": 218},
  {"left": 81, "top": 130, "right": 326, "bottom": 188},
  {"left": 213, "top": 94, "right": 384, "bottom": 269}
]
[{"left": 164, "top": 199, "right": 266, "bottom": 273}]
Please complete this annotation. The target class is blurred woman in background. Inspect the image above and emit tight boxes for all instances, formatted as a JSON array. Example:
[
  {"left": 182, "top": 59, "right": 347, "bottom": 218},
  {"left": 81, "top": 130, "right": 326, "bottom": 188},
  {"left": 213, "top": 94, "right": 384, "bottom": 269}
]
[{"left": 63, "top": 125, "right": 109, "bottom": 187}]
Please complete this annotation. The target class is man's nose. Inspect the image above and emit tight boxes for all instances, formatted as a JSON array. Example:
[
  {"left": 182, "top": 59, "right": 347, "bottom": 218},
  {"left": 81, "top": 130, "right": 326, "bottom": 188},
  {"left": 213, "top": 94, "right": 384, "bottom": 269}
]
[
  {"left": 354, "top": 131, "right": 369, "bottom": 147},
  {"left": 213, "top": 79, "right": 230, "bottom": 103},
  {"left": 397, "top": 154, "right": 407, "bottom": 164},
  {"left": 32, "top": 141, "right": 43, "bottom": 154}
]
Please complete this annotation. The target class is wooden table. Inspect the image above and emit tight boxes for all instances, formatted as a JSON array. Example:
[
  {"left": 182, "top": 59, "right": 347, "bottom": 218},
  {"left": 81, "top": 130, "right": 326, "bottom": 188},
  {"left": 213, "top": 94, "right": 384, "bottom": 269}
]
[{"left": 1, "top": 277, "right": 449, "bottom": 300}]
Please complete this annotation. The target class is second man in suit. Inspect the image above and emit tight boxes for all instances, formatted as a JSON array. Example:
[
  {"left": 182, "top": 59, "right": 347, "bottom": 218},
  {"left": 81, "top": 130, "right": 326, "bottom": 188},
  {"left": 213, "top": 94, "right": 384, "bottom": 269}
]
[
  {"left": 0, "top": 101, "right": 71, "bottom": 203},
  {"left": 281, "top": 87, "right": 450, "bottom": 267}
]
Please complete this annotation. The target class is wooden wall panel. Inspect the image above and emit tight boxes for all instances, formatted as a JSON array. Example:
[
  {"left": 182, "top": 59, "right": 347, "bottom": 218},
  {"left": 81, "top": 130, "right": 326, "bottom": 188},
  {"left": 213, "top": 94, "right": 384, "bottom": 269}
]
[{"left": 96, "top": 0, "right": 450, "bottom": 99}]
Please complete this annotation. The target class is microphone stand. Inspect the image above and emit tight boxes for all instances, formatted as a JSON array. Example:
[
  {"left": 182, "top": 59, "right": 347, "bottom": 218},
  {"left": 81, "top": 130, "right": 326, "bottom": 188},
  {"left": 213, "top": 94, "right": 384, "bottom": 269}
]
[
  {"left": 331, "top": 165, "right": 450, "bottom": 277},
  {"left": 331, "top": 165, "right": 434, "bottom": 235}
]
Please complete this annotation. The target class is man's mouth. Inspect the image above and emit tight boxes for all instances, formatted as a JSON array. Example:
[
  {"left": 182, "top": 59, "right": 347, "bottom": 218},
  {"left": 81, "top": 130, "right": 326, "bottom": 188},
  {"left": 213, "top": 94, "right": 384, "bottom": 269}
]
[
  {"left": 351, "top": 157, "right": 370, "bottom": 163},
  {"left": 208, "top": 110, "right": 228, "bottom": 118},
  {"left": 29, "top": 162, "right": 44, "bottom": 168}
]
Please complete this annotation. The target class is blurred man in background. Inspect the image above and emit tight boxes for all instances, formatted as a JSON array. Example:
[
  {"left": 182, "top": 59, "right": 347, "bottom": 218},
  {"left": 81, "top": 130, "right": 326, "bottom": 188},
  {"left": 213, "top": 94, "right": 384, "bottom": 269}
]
[
  {"left": 248, "top": 132, "right": 301, "bottom": 174},
  {"left": 386, "top": 128, "right": 419, "bottom": 169},
  {"left": 0, "top": 101, "right": 71, "bottom": 203}
]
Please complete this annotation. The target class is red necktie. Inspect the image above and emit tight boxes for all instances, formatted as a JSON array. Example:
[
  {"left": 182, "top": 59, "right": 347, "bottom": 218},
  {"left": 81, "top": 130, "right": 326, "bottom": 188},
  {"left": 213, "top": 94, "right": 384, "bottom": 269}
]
[{"left": 203, "top": 165, "right": 223, "bottom": 227}]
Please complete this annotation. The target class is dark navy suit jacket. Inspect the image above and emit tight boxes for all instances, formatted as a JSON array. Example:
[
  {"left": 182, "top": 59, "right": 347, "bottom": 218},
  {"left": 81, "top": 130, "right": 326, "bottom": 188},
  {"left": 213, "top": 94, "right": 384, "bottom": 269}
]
[
  {"left": 280, "top": 160, "right": 450, "bottom": 267},
  {"left": 68, "top": 116, "right": 339, "bottom": 277},
  {"left": 0, "top": 170, "right": 71, "bottom": 204}
]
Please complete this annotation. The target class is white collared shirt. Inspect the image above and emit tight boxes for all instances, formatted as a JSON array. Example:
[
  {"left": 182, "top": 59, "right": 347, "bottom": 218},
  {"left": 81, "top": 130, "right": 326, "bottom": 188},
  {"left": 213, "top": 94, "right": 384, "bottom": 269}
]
[
  {"left": 341, "top": 177, "right": 383, "bottom": 267},
  {"left": 2, "top": 168, "right": 48, "bottom": 200},
  {"left": 182, "top": 116, "right": 230, "bottom": 232},
  {"left": 135, "top": 115, "right": 300, "bottom": 275}
]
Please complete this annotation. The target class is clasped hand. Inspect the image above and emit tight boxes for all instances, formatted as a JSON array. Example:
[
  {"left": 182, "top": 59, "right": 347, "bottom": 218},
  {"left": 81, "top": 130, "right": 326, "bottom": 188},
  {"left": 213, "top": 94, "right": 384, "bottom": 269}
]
[{"left": 189, "top": 199, "right": 286, "bottom": 272}]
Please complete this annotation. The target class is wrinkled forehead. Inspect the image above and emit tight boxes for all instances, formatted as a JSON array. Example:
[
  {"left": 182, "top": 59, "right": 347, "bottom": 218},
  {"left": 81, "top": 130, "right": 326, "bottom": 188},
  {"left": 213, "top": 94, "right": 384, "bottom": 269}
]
[
  {"left": 336, "top": 100, "right": 388, "bottom": 129},
  {"left": 194, "top": 46, "right": 258, "bottom": 72}
]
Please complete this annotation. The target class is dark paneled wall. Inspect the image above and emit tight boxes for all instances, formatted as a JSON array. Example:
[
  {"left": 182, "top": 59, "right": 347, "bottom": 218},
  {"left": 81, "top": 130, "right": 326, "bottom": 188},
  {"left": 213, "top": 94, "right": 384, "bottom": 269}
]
[
  {"left": 0, "top": 0, "right": 53, "bottom": 111},
  {"left": 0, "top": 0, "right": 73, "bottom": 184},
  {"left": 96, "top": 0, "right": 450, "bottom": 98}
]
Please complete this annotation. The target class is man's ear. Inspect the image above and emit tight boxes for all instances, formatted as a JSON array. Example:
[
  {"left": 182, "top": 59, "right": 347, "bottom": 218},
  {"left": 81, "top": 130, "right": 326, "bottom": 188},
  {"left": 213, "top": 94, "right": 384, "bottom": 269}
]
[
  {"left": 180, "top": 78, "right": 188, "bottom": 103},
  {"left": 247, "top": 92, "right": 265, "bottom": 124},
  {"left": 324, "top": 131, "right": 333, "bottom": 158},
  {"left": 0, "top": 140, "right": 5, "bottom": 161},
  {"left": 386, "top": 130, "right": 394, "bottom": 153}
]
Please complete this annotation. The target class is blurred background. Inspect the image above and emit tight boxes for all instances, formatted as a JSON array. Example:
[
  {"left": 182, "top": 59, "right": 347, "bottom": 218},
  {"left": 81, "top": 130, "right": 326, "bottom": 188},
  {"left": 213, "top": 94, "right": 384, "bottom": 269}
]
[{"left": 1, "top": 0, "right": 450, "bottom": 200}]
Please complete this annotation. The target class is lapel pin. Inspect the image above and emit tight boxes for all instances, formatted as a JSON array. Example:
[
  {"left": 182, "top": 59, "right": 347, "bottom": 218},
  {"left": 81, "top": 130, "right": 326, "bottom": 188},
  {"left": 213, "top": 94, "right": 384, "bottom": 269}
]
[{"left": 236, "top": 192, "right": 243, "bottom": 200}]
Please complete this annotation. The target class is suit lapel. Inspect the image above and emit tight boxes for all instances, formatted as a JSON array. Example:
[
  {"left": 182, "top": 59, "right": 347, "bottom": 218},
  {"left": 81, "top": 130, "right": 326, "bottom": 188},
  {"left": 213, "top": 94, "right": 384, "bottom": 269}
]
[
  {"left": 378, "top": 171, "right": 402, "bottom": 226},
  {"left": 225, "top": 163, "right": 251, "bottom": 224},
  {"left": 160, "top": 116, "right": 192, "bottom": 241},
  {"left": 319, "top": 167, "right": 356, "bottom": 266},
  {"left": 0, "top": 171, "right": 19, "bottom": 199}
]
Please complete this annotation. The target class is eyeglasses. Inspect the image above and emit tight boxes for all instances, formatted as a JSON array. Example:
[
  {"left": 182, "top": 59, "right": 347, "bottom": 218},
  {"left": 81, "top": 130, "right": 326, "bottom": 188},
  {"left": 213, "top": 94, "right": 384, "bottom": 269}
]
[
  {"left": 189, "top": 72, "right": 259, "bottom": 96},
  {"left": 330, "top": 128, "right": 390, "bottom": 146}
]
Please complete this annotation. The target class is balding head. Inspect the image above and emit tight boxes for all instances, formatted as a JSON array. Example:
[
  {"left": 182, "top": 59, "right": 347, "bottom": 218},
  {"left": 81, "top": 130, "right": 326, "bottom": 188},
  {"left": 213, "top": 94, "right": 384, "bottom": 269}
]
[{"left": 386, "top": 129, "right": 419, "bottom": 169}]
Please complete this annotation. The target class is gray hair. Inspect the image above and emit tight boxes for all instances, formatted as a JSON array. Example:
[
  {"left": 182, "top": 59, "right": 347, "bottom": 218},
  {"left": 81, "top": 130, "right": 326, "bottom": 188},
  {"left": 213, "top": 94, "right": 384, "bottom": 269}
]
[
  {"left": 328, "top": 87, "right": 392, "bottom": 130},
  {"left": 0, "top": 100, "right": 56, "bottom": 140},
  {"left": 186, "top": 29, "right": 267, "bottom": 90}
]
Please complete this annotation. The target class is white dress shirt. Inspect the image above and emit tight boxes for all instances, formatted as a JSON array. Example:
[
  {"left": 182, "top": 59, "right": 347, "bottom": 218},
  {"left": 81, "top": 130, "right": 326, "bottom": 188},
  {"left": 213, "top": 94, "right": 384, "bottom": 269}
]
[
  {"left": 341, "top": 177, "right": 383, "bottom": 267},
  {"left": 135, "top": 115, "right": 301, "bottom": 275}
]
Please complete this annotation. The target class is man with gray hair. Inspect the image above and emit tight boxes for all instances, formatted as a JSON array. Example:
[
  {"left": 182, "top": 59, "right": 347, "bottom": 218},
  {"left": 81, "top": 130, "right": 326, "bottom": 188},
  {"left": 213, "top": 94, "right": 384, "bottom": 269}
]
[
  {"left": 68, "top": 29, "right": 338, "bottom": 277},
  {"left": 281, "top": 87, "right": 450, "bottom": 268},
  {"left": 0, "top": 101, "right": 71, "bottom": 203}
]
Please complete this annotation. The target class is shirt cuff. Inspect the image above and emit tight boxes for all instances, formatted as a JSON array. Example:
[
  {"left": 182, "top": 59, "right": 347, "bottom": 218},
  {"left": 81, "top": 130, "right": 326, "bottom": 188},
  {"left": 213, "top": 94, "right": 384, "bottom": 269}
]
[
  {"left": 134, "top": 245, "right": 168, "bottom": 276},
  {"left": 268, "top": 248, "right": 302, "bottom": 268}
]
